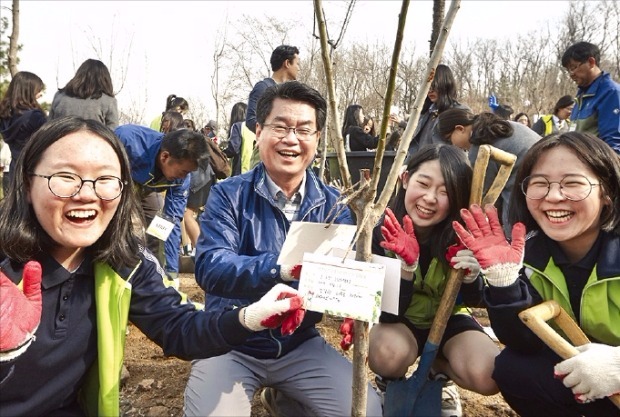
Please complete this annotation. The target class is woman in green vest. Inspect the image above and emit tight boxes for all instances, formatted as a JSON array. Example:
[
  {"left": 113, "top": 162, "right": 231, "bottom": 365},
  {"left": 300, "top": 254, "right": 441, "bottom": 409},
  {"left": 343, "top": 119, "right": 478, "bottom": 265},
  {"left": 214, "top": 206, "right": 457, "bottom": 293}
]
[
  {"left": 454, "top": 131, "right": 620, "bottom": 416},
  {"left": 367, "top": 144, "right": 501, "bottom": 415},
  {"left": 0, "top": 116, "right": 305, "bottom": 416}
]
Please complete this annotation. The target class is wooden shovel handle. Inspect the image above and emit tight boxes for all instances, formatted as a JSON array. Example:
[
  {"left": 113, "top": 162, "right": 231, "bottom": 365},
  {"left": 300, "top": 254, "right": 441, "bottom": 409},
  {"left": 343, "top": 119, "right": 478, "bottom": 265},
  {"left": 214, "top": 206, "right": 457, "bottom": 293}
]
[
  {"left": 519, "top": 301, "right": 620, "bottom": 408},
  {"left": 469, "top": 145, "right": 517, "bottom": 206},
  {"left": 429, "top": 145, "right": 516, "bottom": 346}
]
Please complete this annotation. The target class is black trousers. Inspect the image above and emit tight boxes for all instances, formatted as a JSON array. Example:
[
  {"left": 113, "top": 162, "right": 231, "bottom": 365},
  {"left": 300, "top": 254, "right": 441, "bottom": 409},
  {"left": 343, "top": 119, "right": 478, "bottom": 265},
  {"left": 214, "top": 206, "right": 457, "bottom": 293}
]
[{"left": 493, "top": 345, "right": 620, "bottom": 417}]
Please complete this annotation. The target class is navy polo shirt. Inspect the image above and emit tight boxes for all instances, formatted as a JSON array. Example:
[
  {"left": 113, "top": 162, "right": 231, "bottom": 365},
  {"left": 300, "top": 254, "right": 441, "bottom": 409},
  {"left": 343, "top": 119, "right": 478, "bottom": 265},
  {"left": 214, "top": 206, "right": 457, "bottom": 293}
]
[
  {"left": 547, "top": 232, "right": 602, "bottom": 323},
  {"left": 0, "top": 254, "right": 97, "bottom": 416}
]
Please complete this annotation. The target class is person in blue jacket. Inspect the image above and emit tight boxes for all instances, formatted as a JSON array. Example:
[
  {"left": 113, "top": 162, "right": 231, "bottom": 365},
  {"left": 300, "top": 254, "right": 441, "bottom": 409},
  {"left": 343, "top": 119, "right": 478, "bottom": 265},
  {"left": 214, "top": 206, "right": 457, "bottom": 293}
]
[
  {"left": 184, "top": 81, "right": 383, "bottom": 417},
  {"left": 454, "top": 132, "right": 620, "bottom": 416},
  {"left": 561, "top": 41, "right": 620, "bottom": 154},
  {"left": 114, "top": 124, "right": 209, "bottom": 281},
  {"left": 0, "top": 116, "right": 306, "bottom": 416}
]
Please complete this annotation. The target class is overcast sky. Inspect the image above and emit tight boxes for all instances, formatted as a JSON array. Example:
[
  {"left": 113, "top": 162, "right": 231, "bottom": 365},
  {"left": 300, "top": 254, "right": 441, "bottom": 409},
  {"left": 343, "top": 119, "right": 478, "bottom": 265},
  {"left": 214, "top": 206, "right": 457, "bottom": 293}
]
[{"left": 8, "top": 0, "right": 571, "bottom": 125}]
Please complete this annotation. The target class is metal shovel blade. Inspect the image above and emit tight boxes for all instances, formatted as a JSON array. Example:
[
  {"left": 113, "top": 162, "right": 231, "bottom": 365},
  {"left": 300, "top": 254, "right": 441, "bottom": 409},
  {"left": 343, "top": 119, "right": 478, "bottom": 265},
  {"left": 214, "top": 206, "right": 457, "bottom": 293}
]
[{"left": 383, "top": 343, "right": 443, "bottom": 417}]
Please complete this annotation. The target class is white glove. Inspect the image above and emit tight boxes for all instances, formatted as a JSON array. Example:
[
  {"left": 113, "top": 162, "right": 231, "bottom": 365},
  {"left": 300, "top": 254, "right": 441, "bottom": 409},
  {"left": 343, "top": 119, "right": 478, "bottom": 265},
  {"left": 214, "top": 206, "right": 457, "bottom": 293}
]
[
  {"left": 554, "top": 343, "right": 620, "bottom": 403},
  {"left": 450, "top": 249, "right": 481, "bottom": 284},
  {"left": 279, "top": 264, "right": 302, "bottom": 281},
  {"left": 242, "top": 284, "right": 305, "bottom": 334}
]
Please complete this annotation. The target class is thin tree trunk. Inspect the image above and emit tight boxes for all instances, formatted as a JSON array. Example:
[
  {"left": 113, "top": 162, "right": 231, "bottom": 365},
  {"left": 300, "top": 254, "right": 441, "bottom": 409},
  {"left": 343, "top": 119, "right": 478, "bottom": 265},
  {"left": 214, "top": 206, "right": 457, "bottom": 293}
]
[
  {"left": 430, "top": 0, "right": 445, "bottom": 56},
  {"left": 8, "top": 0, "right": 20, "bottom": 77}
]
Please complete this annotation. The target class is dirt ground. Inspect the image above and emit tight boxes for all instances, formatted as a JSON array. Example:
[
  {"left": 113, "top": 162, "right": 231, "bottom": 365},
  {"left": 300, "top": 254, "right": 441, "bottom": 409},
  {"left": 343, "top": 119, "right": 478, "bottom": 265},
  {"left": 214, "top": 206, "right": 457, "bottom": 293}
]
[{"left": 120, "top": 274, "right": 518, "bottom": 417}]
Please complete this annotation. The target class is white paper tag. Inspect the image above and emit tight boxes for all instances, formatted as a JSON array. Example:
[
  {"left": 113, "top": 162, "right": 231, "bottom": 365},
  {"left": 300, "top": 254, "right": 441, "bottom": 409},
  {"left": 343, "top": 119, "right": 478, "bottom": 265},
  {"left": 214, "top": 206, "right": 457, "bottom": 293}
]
[
  {"left": 298, "top": 252, "right": 385, "bottom": 323},
  {"left": 330, "top": 248, "right": 401, "bottom": 315},
  {"left": 146, "top": 215, "right": 175, "bottom": 241}
]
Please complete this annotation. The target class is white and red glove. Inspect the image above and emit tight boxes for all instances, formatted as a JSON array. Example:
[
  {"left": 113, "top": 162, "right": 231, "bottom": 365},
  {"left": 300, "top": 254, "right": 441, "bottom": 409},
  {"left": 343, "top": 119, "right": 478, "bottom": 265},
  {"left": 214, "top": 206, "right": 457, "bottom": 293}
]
[
  {"left": 280, "top": 264, "right": 302, "bottom": 281},
  {"left": 1, "top": 261, "right": 43, "bottom": 362},
  {"left": 445, "top": 243, "right": 481, "bottom": 284},
  {"left": 380, "top": 208, "right": 419, "bottom": 274},
  {"left": 453, "top": 204, "right": 526, "bottom": 287},
  {"left": 242, "top": 284, "right": 305, "bottom": 335},
  {"left": 554, "top": 343, "right": 620, "bottom": 404},
  {"left": 339, "top": 318, "right": 355, "bottom": 351}
]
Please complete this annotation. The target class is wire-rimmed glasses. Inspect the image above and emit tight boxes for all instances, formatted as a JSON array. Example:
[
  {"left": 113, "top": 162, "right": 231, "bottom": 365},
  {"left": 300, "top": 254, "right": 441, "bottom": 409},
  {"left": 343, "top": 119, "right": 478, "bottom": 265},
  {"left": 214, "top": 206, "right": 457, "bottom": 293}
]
[
  {"left": 31, "top": 172, "right": 126, "bottom": 201},
  {"left": 521, "top": 174, "right": 600, "bottom": 202}
]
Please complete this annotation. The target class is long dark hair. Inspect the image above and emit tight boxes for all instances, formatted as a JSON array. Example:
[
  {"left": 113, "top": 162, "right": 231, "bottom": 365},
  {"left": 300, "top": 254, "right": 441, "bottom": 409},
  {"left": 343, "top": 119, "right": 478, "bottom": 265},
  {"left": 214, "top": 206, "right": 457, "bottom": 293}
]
[
  {"left": 341, "top": 104, "right": 363, "bottom": 137},
  {"left": 422, "top": 64, "right": 459, "bottom": 114},
  {"left": 230, "top": 102, "right": 247, "bottom": 126},
  {"left": 471, "top": 112, "right": 514, "bottom": 145},
  {"left": 0, "top": 116, "right": 143, "bottom": 268},
  {"left": 0, "top": 71, "right": 45, "bottom": 119},
  {"left": 61, "top": 59, "right": 114, "bottom": 99},
  {"left": 509, "top": 132, "right": 620, "bottom": 235},
  {"left": 390, "top": 144, "right": 472, "bottom": 262}
]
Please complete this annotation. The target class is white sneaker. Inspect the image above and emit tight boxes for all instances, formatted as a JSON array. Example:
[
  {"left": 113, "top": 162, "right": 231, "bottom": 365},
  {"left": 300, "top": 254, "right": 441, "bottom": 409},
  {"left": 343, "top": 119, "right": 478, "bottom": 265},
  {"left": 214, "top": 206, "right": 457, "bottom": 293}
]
[{"left": 441, "top": 380, "right": 463, "bottom": 417}]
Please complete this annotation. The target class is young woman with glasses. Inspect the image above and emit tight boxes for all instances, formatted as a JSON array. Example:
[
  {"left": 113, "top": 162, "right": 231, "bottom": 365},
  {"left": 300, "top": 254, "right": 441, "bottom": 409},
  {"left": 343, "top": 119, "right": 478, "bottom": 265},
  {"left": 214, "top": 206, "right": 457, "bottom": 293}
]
[
  {"left": 453, "top": 131, "right": 620, "bottom": 417},
  {"left": 0, "top": 116, "right": 305, "bottom": 416}
]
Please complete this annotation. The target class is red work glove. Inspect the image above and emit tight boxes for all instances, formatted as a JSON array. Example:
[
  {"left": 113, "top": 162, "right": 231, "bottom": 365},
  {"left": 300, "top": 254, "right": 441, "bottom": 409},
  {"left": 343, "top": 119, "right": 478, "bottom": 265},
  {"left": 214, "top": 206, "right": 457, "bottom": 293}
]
[
  {"left": 280, "top": 264, "right": 302, "bottom": 281},
  {"left": 0, "top": 261, "right": 43, "bottom": 362},
  {"left": 453, "top": 204, "right": 526, "bottom": 287},
  {"left": 379, "top": 208, "right": 419, "bottom": 272},
  {"left": 243, "top": 284, "right": 306, "bottom": 335},
  {"left": 339, "top": 318, "right": 355, "bottom": 351}
]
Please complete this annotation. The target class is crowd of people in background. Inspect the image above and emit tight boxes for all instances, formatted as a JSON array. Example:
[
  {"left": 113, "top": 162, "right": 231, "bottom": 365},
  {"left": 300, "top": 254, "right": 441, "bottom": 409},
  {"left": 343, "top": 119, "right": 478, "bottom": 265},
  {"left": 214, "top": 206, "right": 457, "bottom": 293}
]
[{"left": 0, "top": 39, "right": 619, "bottom": 417}]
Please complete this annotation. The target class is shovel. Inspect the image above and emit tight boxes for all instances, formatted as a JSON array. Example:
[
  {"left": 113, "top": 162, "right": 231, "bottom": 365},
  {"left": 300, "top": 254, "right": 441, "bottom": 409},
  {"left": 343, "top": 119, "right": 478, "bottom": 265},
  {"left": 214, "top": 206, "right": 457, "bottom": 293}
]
[
  {"left": 383, "top": 145, "right": 517, "bottom": 417},
  {"left": 519, "top": 300, "right": 620, "bottom": 409}
]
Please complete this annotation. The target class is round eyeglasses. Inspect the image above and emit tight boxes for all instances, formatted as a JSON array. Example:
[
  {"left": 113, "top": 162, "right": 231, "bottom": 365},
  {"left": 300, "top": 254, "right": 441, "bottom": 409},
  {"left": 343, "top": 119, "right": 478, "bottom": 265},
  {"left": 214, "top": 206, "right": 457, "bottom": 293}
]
[
  {"left": 521, "top": 174, "right": 600, "bottom": 202},
  {"left": 262, "top": 123, "right": 319, "bottom": 141},
  {"left": 31, "top": 172, "right": 126, "bottom": 201}
]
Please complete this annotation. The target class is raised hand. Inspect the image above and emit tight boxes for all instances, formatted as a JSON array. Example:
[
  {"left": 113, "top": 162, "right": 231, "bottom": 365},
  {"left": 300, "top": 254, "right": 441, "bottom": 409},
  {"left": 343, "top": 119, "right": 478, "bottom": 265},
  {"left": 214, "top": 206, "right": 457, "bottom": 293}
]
[
  {"left": 380, "top": 208, "right": 419, "bottom": 271},
  {"left": 1, "top": 261, "right": 43, "bottom": 362},
  {"left": 488, "top": 94, "right": 499, "bottom": 111},
  {"left": 554, "top": 343, "right": 620, "bottom": 404},
  {"left": 242, "top": 284, "right": 305, "bottom": 335},
  {"left": 453, "top": 204, "right": 526, "bottom": 287}
]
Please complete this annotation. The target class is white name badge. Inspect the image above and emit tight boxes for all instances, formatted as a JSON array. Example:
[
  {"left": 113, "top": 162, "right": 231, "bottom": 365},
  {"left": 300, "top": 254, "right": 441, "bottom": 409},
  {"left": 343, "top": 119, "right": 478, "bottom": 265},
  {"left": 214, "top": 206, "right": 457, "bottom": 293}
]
[{"left": 146, "top": 215, "right": 175, "bottom": 241}]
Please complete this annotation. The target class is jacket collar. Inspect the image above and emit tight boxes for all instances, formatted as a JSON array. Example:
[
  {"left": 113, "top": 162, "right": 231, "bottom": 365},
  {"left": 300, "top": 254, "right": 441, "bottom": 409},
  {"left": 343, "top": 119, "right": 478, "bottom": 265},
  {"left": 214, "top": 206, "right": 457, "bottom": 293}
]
[
  {"left": 526, "top": 230, "right": 620, "bottom": 279},
  {"left": 253, "top": 163, "right": 328, "bottom": 221}
]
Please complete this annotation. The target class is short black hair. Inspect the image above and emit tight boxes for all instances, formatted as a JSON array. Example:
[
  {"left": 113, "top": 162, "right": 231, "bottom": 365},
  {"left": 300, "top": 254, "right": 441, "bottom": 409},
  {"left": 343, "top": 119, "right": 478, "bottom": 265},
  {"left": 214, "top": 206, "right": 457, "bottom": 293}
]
[
  {"left": 161, "top": 129, "right": 210, "bottom": 170},
  {"left": 256, "top": 81, "right": 327, "bottom": 132},
  {"left": 270, "top": 45, "right": 299, "bottom": 71},
  {"left": 561, "top": 42, "right": 600, "bottom": 67}
]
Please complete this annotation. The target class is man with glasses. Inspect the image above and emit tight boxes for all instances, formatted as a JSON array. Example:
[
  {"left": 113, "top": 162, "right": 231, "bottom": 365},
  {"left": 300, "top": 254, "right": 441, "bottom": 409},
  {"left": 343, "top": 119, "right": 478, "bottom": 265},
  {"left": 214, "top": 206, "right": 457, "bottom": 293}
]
[
  {"left": 114, "top": 125, "right": 209, "bottom": 284},
  {"left": 185, "top": 81, "right": 383, "bottom": 417},
  {"left": 561, "top": 41, "right": 620, "bottom": 154}
]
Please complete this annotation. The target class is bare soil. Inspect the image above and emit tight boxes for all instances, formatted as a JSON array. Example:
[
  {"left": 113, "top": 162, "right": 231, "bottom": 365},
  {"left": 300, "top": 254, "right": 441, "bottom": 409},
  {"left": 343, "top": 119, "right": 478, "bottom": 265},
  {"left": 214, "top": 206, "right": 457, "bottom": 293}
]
[{"left": 120, "top": 274, "right": 518, "bottom": 417}]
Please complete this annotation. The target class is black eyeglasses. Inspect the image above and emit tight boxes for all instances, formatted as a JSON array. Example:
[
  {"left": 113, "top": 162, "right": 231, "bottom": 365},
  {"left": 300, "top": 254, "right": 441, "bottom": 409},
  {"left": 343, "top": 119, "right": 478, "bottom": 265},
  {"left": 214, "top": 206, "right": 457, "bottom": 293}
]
[
  {"left": 521, "top": 174, "right": 600, "bottom": 202},
  {"left": 262, "top": 123, "right": 319, "bottom": 141},
  {"left": 564, "top": 61, "right": 587, "bottom": 75},
  {"left": 31, "top": 172, "right": 126, "bottom": 201}
]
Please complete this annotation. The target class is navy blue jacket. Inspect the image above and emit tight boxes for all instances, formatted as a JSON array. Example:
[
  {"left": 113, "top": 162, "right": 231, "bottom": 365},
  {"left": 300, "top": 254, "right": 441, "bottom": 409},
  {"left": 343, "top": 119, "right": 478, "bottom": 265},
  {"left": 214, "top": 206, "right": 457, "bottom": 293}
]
[
  {"left": 195, "top": 163, "right": 353, "bottom": 359},
  {"left": 0, "top": 109, "right": 47, "bottom": 176},
  {"left": 114, "top": 124, "right": 189, "bottom": 273}
]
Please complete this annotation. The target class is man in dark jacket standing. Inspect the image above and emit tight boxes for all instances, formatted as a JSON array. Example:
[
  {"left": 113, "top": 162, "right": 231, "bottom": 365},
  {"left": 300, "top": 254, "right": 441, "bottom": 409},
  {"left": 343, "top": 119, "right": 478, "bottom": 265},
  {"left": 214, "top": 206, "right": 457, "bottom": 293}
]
[
  {"left": 185, "top": 81, "right": 383, "bottom": 417},
  {"left": 562, "top": 41, "right": 620, "bottom": 154}
]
